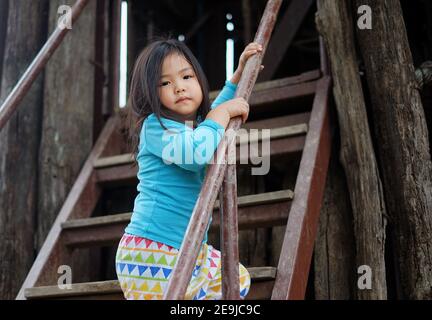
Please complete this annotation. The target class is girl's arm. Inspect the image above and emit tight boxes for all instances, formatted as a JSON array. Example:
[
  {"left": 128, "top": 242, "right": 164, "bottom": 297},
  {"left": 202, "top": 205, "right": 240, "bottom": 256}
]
[
  {"left": 230, "top": 42, "right": 263, "bottom": 84},
  {"left": 205, "top": 97, "right": 249, "bottom": 129},
  {"left": 144, "top": 115, "right": 225, "bottom": 173},
  {"left": 210, "top": 80, "right": 237, "bottom": 110}
]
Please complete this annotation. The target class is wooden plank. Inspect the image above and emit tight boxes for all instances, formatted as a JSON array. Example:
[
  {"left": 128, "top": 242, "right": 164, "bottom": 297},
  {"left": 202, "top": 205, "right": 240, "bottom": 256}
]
[
  {"left": 94, "top": 153, "right": 134, "bottom": 168},
  {"left": 240, "top": 124, "right": 307, "bottom": 144},
  {"left": 16, "top": 115, "right": 121, "bottom": 299},
  {"left": 0, "top": 0, "right": 49, "bottom": 300},
  {"left": 209, "top": 70, "right": 320, "bottom": 100},
  {"left": 271, "top": 77, "right": 332, "bottom": 300},
  {"left": 242, "top": 112, "right": 310, "bottom": 130},
  {"left": 37, "top": 0, "right": 98, "bottom": 257},
  {"left": 24, "top": 267, "right": 277, "bottom": 300},
  {"left": 61, "top": 190, "right": 293, "bottom": 248},
  {"left": 211, "top": 80, "right": 317, "bottom": 107},
  {"left": 249, "top": 81, "right": 317, "bottom": 107}
]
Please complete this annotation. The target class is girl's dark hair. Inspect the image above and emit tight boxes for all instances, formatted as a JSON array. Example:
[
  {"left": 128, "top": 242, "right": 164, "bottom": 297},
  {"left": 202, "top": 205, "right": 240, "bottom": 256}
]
[{"left": 125, "top": 38, "right": 211, "bottom": 166}]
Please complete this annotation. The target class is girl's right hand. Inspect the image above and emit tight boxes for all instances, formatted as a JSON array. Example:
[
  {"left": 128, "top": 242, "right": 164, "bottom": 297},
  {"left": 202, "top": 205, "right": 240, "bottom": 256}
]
[{"left": 220, "top": 97, "right": 250, "bottom": 124}]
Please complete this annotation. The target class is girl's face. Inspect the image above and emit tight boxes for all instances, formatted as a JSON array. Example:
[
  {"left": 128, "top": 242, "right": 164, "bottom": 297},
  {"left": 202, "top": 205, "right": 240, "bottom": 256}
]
[{"left": 158, "top": 53, "right": 203, "bottom": 122}]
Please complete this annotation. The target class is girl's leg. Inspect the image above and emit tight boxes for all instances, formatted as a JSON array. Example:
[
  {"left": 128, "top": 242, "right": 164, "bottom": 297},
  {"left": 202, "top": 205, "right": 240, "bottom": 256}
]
[
  {"left": 185, "top": 243, "right": 251, "bottom": 300},
  {"left": 205, "top": 262, "right": 251, "bottom": 300},
  {"left": 115, "top": 233, "right": 178, "bottom": 300}
]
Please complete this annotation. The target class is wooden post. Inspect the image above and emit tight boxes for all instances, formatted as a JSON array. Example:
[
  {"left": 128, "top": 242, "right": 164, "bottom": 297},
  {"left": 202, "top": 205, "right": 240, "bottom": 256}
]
[
  {"left": 0, "top": 0, "right": 8, "bottom": 90},
  {"left": 37, "top": 0, "right": 97, "bottom": 251},
  {"left": 0, "top": 0, "right": 49, "bottom": 300},
  {"left": 0, "top": 0, "right": 91, "bottom": 131},
  {"left": 354, "top": 0, "right": 432, "bottom": 299},
  {"left": 316, "top": 0, "right": 388, "bottom": 299},
  {"left": 219, "top": 146, "right": 240, "bottom": 299}
]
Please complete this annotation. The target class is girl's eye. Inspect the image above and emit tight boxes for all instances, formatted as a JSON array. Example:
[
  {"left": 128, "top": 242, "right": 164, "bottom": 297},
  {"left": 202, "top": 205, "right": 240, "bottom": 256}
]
[
  {"left": 184, "top": 75, "right": 193, "bottom": 79},
  {"left": 160, "top": 81, "right": 169, "bottom": 86}
]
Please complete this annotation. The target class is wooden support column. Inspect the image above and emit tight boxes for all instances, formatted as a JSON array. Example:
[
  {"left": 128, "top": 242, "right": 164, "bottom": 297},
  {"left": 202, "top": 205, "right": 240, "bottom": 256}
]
[
  {"left": 354, "top": 0, "right": 432, "bottom": 299},
  {"left": 0, "top": 0, "right": 8, "bottom": 90},
  {"left": 0, "top": 0, "right": 49, "bottom": 300},
  {"left": 316, "top": 0, "right": 388, "bottom": 299},
  {"left": 37, "top": 0, "right": 97, "bottom": 259},
  {"left": 220, "top": 146, "right": 240, "bottom": 299}
]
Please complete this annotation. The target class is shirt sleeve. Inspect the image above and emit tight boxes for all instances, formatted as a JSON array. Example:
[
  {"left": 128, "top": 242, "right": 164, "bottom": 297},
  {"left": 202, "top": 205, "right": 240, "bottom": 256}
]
[
  {"left": 143, "top": 115, "right": 225, "bottom": 172},
  {"left": 211, "top": 80, "right": 238, "bottom": 109}
]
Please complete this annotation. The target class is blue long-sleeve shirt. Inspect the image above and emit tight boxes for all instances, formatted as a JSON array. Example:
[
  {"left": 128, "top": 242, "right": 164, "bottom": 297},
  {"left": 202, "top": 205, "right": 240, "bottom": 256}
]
[{"left": 125, "top": 80, "right": 238, "bottom": 249}]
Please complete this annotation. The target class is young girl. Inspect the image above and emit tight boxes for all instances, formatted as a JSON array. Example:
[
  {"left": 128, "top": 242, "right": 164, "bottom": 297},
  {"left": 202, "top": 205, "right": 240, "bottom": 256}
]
[{"left": 116, "top": 38, "right": 263, "bottom": 300}]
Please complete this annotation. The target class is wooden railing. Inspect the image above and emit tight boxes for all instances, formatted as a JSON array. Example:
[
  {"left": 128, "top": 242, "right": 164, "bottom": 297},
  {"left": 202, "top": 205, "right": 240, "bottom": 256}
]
[
  {"left": 13, "top": 0, "right": 122, "bottom": 299},
  {"left": 163, "top": 0, "right": 283, "bottom": 300},
  {"left": 0, "top": 0, "right": 89, "bottom": 131},
  {"left": 0, "top": 0, "right": 121, "bottom": 132}
]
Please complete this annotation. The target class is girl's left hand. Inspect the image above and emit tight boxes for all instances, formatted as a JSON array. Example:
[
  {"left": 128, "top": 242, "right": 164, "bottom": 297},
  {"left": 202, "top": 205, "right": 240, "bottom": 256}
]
[
  {"left": 230, "top": 42, "right": 265, "bottom": 84},
  {"left": 237, "top": 42, "right": 264, "bottom": 73}
]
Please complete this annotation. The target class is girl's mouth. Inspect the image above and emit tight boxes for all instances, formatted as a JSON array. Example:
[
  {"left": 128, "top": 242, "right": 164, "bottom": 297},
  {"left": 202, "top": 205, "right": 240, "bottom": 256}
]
[{"left": 176, "top": 97, "right": 191, "bottom": 103}]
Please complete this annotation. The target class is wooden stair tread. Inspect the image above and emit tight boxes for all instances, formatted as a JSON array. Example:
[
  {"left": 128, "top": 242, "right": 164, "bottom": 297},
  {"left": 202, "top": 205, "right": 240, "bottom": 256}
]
[
  {"left": 94, "top": 123, "right": 308, "bottom": 169},
  {"left": 60, "top": 189, "right": 293, "bottom": 248},
  {"left": 209, "top": 69, "right": 320, "bottom": 100},
  {"left": 24, "top": 267, "right": 277, "bottom": 300},
  {"left": 62, "top": 189, "right": 294, "bottom": 230}
]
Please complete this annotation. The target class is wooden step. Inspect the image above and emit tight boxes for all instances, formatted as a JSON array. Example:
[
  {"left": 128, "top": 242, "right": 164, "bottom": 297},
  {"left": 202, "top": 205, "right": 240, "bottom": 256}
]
[
  {"left": 94, "top": 121, "right": 308, "bottom": 186},
  {"left": 24, "top": 266, "right": 277, "bottom": 300},
  {"left": 209, "top": 69, "right": 319, "bottom": 105},
  {"left": 61, "top": 189, "right": 293, "bottom": 248}
]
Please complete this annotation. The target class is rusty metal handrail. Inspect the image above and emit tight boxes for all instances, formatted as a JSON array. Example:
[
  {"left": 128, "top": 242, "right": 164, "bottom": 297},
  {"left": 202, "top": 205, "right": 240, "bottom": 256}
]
[
  {"left": 0, "top": 0, "right": 91, "bottom": 132},
  {"left": 163, "top": 0, "right": 283, "bottom": 300}
]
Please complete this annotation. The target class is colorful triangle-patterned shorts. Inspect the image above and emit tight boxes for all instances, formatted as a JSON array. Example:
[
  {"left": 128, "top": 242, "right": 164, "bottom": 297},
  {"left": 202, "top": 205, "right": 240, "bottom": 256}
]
[{"left": 115, "top": 233, "right": 251, "bottom": 300}]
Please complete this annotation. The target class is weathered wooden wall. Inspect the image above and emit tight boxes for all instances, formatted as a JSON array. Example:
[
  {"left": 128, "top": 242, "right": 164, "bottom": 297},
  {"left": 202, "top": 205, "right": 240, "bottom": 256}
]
[
  {"left": 36, "top": 0, "right": 98, "bottom": 283},
  {"left": 0, "top": 0, "right": 49, "bottom": 300},
  {"left": 314, "top": 127, "right": 356, "bottom": 299},
  {"left": 0, "top": 0, "right": 9, "bottom": 90}
]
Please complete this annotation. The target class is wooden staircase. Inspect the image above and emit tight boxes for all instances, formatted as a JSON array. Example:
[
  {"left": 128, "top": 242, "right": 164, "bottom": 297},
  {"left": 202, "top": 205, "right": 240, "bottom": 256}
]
[
  {"left": 4, "top": 0, "right": 334, "bottom": 300},
  {"left": 16, "top": 67, "right": 332, "bottom": 299}
]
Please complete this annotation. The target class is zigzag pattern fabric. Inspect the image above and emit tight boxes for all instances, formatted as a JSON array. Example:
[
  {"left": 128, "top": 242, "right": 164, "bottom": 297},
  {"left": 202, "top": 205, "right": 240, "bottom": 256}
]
[{"left": 115, "top": 233, "right": 251, "bottom": 300}]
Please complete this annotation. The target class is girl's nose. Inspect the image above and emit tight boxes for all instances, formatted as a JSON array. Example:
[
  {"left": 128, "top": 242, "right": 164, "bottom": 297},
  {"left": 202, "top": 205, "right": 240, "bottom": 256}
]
[{"left": 175, "top": 86, "right": 186, "bottom": 93}]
